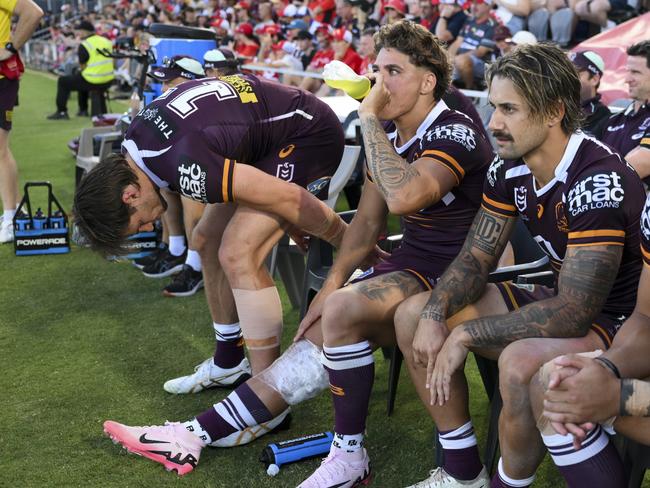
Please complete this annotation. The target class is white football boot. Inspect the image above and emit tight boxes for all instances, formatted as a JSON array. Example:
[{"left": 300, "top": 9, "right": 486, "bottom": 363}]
[{"left": 163, "top": 357, "right": 251, "bottom": 394}]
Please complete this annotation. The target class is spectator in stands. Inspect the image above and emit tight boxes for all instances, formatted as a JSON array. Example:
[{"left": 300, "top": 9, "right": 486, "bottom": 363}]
[
  {"left": 233, "top": 22, "right": 260, "bottom": 60},
  {"left": 234, "top": 1, "right": 252, "bottom": 25},
  {"left": 309, "top": 0, "right": 337, "bottom": 23},
  {"left": 526, "top": 0, "right": 575, "bottom": 47},
  {"left": 294, "top": 29, "right": 317, "bottom": 69},
  {"left": 573, "top": 0, "right": 622, "bottom": 28},
  {"left": 569, "top": 50, "right": 610, "bottom": 138},
  {"left": 203, "top": 48, "right": 241, "bottom": 77},
  {"left": 0, "top": 0, "right": 43, "bottom": 244},
  {"left": 601, "top": 41, "right": 650, "bottom": 181},
  {"left": 434, "top": 0, "right": 468, "bottom": 44},
  {"left": 299, "top": 25, "right": 335, "bottom": 93},
  {"left": 485, "top": 28, "right": 537, "bottom": 58},
  {"left": 47, "top": 20, "right": 114, "bottom": 120},
  {"left": 383, "top": 0, "right": 407, "bottom": 23},
  {"left": 286, "top": 18, "right": 309, "bottom": 39},
  {"left": 254, "top": 2, "right": 276, "bottom": 31},
  {"left": 493, "top": 0, "right": 530, "bottom": 33},
  {"left": 357, "top": 27, "right": 377, "bottom": 73},
  {"left": 331, "top": 27, "right": 363, "bottom": 74},
  {"left": 447, "top": 0, "right": 498, "bottom": 89},
  {"left": 418, "top": 0, "right": 440, "bottom": 30},
  {"left": 182, "top": 6, "right": 198, "bottom": 27},
  {"left": 332, "top": 0, "right": 358, "bottom": 32}
]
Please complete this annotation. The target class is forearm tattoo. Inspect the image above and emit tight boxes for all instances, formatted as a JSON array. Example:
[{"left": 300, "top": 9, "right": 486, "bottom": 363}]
[
  {"left": 420, "top": 209, "right": 512, "bottom": 322},
  {"left": 462, "top": 245, "right": 623, "bottom": 349},
  {"left": 360, "top": 113, "right": 420, "bottom": 200},
  {"left": 620, "top": 379, "right": 650, "bottom": 417}
]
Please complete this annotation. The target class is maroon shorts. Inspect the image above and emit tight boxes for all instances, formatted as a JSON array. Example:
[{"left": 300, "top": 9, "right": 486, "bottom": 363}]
[
  {"left": 255, "top": 108, "right": 344, "bottom": 194},
  {"left": 494, "top": 281, "right": 625, "bottom": 348},
  {"left": 350, "top": 246, "right": 449, "bottom": 291},
  {"left": 0, "top": 77, "right": 19, "bottom": 131}
]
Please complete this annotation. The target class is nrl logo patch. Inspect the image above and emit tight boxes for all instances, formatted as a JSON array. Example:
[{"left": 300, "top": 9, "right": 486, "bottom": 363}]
[
  {"left": 276, "top": 162, "right": 295, "bottom": 181},
  {"left": 514, "top": 186, "right": 527, "bottom": 213}
]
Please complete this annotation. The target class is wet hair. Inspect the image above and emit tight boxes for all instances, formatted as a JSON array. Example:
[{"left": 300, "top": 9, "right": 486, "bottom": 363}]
[
  {"left": 373, "top": 19, "right": 451, "bottom": 101},
  {"left": 72, "top": 153, "right": 138, "bottom": 257},
  {"left": 627, "top": 40, "right": 650, "bottom": 69},
  {"left": 486, "top": 42, "right": 583, "bottom": 134}
]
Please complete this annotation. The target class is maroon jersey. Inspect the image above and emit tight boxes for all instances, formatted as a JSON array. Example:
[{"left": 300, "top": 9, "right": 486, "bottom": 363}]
[
  {"left": 483, "top": 132, "right": 644, "bottom": 318},
  {"left": 641, "top": 192, "right": 650, "bottom": 267},
  {"left": 601, "top": 102, "right": 650, "bottom": 157},
  {"left": 368, "top": 100, "right": 493, "bottom": 262},
  {"left": 123, "top": 74, "right": 344, "bottom": 203}
]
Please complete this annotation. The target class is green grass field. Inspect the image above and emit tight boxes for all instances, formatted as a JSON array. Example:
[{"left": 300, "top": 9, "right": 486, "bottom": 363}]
[{"left": 0, "top": 72, "right": 640, "bottom": 487}]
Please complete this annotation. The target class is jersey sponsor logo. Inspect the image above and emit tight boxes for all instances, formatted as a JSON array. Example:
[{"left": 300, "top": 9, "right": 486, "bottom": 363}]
[
  {"left": 220, "top": 75, "right": 259, "bottom": 104},
  {"left": 632, "top": 132, "right": 644, "bottom": 140},
  {"left": 424, "top": 123, "right": 477, "bottom": 151},
  {"left": 276, "top": 162, "right": 295, "bottom": 181},
  {"left": 514, "top": 186, "right": 527, "bottom": 213},
  {"left": 567, "top": 171, "right": 624, "bottom": 217},
  {"left": 279, "top": 144, "right": 296, "bottom": 158},
  {"left": 606, "top": 124, "right": 625, "bottom": 132},
  {"left": 177, "top": 162, "right": 208, "bottom": 202},
  {"left": 555, "top": 201, "right": 569, "bottom": 233},
  {"left": 486, "top": 155, "right": 504, "bottom": 187}
]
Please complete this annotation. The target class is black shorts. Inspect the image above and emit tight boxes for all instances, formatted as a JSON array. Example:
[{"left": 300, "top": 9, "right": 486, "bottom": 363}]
[
  {"left": 0, "top": 77, "right": 19, "bottom": 131},
  {"left": 495, "top": 281, "right": 625, "bottom": 348},
  {"left": 350, "top": 246, "right": 449, "bottom": 291}
]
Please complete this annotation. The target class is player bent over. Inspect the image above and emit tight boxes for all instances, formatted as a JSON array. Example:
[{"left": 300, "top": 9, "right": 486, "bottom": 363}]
[
  {"left": 96, "top": 20, "right": 494, "bottom": 478},
  {"left": 527, "top": 193, "right": 650, "bottom": 486},
  {"left": 367, "top": 43, "right": 644, "bottom": 487}
]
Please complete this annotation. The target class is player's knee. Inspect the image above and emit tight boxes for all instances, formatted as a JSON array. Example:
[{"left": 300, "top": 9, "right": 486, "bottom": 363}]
[
  {"left": 192, "top": 224, "right": 210, "bottom": 255},
  {"left": 219, "top": 239, "right": 254, "bottom": 277},
  {"left": 321, "top": 290, "right": 365, "bottom": 343},
  {"left": 498, "top": 342, "right": 543, "bottom": 406},
  {"left": 394, "top": 296, "right": 420, "bottom": 353}
]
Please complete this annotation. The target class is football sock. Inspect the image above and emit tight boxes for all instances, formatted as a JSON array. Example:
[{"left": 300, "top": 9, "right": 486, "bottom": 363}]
[
  {"left": 3, "top": 209, "right": 15, "bottom": 221},
  {"left": 213, "top": 322, "right": 245, "bottom": 369},
  {"left": 438, "top": 421, "right": 483, "bottom": 481},
  {"left": 491, "top": 458, "right": 534, "bottom": 487},
  {"left": 185, "top": 249, "right": 202, "bottom": 272},
  {"left": 195, "top": 383, "right": 273, "bottom": 442},
  {"left": 168, "top": 235, "right": 186, "bottom": 256},
  {"left": 542, "top": 426, "right": 626, "bottom": 488},
  {"left": 333, "top": 432, "right": 364, "bottom": 453},
  {"left": 183, "top": 418, "right": 211, "bottom": 445},
  {"left": 322, "top": 341, "right": 374, "bottom": 436}
]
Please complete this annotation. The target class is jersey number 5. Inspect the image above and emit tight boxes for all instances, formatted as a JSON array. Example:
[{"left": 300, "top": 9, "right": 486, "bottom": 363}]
[{"left": 162, "top": 80, "right": 238, "bottom": 119}]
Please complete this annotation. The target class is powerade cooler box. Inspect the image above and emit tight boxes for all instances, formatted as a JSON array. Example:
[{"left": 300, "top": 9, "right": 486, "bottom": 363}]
[
  {"left": 13, "top": 182, "right": 70, "bottom": 256},
  {"left": 144, "top": 24, "right": 217, "bottom": 105}
]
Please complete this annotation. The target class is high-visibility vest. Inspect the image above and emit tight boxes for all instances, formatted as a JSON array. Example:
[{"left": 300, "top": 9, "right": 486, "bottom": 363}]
[{"left": 81, "top": 35, "right": 115, "bottom": 85}]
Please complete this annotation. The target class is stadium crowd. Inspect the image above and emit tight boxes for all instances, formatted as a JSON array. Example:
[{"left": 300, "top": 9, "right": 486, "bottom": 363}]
[{"left": 4, "top": 0, "right": 650, "bottom": 483}]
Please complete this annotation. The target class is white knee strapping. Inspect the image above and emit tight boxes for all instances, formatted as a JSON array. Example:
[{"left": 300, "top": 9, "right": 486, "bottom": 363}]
[
  {"left": 232, "top": 287, "right": 283, "bottom": 350},
  {"left": 257, "top": 339, "right": 329, "bottom": 405}
]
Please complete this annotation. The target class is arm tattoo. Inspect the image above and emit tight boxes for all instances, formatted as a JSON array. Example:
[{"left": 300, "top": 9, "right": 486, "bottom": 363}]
[
  {"left": 620, "top": 379, "right": 650, "bottom": 417},
  {"left": 421, "top": 208, "right": 513, "bottom": 322},
  {"left": 360, "top": 113, "right": 421, "bottom": 200},
  {"left": 461, "top": 245, "right": 623, "bottom": 349}
]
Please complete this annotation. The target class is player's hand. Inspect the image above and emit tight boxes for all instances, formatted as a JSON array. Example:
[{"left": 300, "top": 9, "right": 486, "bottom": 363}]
[
  {"left": 358, "top": 245, "right": 390, "bottom": 271},
  {"left": 358, "top": 72, "right": 390, "bottom": 117},
  {"left": 412, "top": 313, "right": 449, "bottom": 387},
  {"left": 0, "top": 48, "right": 12, "bottom": 61},
  {"left": 543, "top": 354, "right": 620, "bottom": 425},
  {"left": 430, "top": 327, "right": 469, "bottom": 405},
  {"left": 294, "top": 282, "right": 337, "bottom": 342}
]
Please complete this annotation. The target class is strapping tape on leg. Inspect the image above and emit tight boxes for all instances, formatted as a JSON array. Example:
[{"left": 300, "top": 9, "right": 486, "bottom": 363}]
[{"left": 233, "top": 287, "right": 283, "bottom": 350}]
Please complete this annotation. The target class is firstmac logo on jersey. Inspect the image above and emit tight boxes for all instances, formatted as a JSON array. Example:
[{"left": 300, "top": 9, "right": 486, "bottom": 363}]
[
  {"left": 178, "top": 162, "right": 208, "bottom": 202},
  {"left": 567, "top": 171, "right": 624, "bottom": 217},
  {"left": 424, "top": 124, "right": 476, "bottom": 151}
]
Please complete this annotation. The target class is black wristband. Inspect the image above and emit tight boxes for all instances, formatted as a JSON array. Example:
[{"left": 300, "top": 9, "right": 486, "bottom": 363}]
[
  {"left": 441, "top": 16, "right": 451, "bottom": 20},
  {"left": 5, "top": 42, "right": 17, "bottom": 54},
  {"left": 595, "top": 356, "right": 621, "bottom": 379}
]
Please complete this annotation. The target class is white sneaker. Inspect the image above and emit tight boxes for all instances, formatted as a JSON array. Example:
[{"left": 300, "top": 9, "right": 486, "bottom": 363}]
[
  {"left": 0, "top": 218, "right": 13, "bottom": 243},
  {"left": 405, "top": 467, "right": 489, "bottom": 488},
  {"left": 163, "top": 357, "right": 251, "bottom": 394},
  {"left": 298, "top": 446, "right": 372, "bottom": 488},
  {"left": 209, "top": 407, "right": 292, "bottom": 447}
]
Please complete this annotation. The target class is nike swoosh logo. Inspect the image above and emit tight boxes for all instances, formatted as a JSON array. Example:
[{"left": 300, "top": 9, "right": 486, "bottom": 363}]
[{"left": 139, "top": 433, "right": 170, "bottom": 444}]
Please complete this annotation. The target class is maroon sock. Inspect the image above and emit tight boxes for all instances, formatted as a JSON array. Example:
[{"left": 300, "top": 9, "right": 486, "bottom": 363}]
[
  {"left": 213, "top": 327, "right": 245, "bottom": 369},
  {"left": 322, "top": 342, "right": 375, "bottom": 435},
  {"left": 438, "top": 423, "right": 483, "bottom": 481}
]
